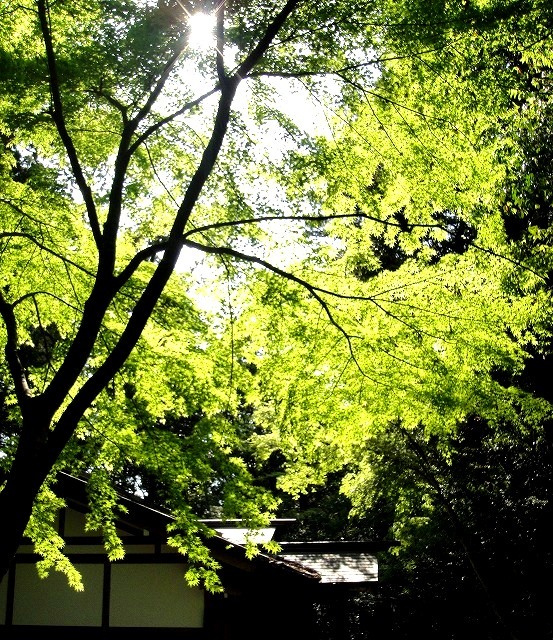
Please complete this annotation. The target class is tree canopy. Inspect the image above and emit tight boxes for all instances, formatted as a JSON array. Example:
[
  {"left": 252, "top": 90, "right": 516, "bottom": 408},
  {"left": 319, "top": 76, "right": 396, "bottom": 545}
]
[
  {"left": 0, "top": 0, "right": 379, "bottom": 589},
  {"left": 254, "top": 1, "right": 553, "bottom": 637},
  {"left": 1, "top": 2, "right": 553, "bottom": 635}
]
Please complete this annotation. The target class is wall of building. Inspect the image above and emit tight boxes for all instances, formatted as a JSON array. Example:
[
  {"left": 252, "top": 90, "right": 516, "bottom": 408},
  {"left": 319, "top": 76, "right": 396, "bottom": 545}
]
[{"left": 1, "top": 505, "right": 204, "bottom": 631}]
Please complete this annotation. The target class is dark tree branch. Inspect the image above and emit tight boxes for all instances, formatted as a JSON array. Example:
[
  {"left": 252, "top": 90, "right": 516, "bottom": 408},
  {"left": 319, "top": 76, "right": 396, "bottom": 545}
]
[
  {"left": 235, "top": 0, "right": 304, "bottom": 81},
  {"left": 180, "top": 238, "right": 378, "bottom": 379},
  {"left": 103, "top": 43, "right": 188, "bottom": 256},
  {"left": 87, "top": 85, "right": 130, "bottom": 124},
  {"left": 185, "top": 237, "right": 447, "bottom": 348},
  {"left": 470, "top": 242, "right": 547, "bottom": 282},
  {"left": 128, "top": 87, "right": 221, "bottom": 155},
  {"left": 0, "top": 197, "right": 62, "bottom": 229},
  {"left": 45, "top": 0, "right": 307, "bottom": 465},
  {"left": 181, "top": 211, "right": 439, "bottom": 238},
  {"left": 0, "top": 291, "right": 32, "bottom": 403},
  {"left": 12, "top": 290, "right": 81, "bottom": 314},
  {"left": 37, "top": 0, "right": 101, "bottom": 248}
]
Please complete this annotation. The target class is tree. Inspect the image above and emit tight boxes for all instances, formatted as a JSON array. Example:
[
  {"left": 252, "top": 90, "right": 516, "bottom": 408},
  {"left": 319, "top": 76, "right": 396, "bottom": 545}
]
[
  {"left": 2, "top": 0, "right": 552, "bottom": 618},
  {"left": 247, "top": 0, "right": 553, "bottom": 480},
  {"left": 0, "top": 0, "right": 382, "bottom": 590},
  {"left": 338, "top": 411, "right": 553, "bottom": 640},
  {"left": 248, "top": 1, "right": 553, "bottom": 637}
]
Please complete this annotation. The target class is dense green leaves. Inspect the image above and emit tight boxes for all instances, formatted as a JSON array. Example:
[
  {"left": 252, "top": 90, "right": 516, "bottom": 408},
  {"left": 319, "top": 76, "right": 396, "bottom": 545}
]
[
  {"left": 0, "top": 0, "right": 396, "bottom": 593},
  {"left": 244, "top": 1, "right": 553, "bottom": 636},
  {"left": 1, "top": 5, "right": 553, "bottom": 633}
]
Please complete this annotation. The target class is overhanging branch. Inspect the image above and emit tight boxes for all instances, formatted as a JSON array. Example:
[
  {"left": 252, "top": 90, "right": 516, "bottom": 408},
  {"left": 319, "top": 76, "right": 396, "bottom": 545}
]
[
  {"left": 181, "top": 238, "right": 375, "bottom": 378},
  {"left": 37, "top": 0, "right": 101, "bottom": 248},
  {"left": 0, "top": 291, "right": 32, "bottom": 402}
]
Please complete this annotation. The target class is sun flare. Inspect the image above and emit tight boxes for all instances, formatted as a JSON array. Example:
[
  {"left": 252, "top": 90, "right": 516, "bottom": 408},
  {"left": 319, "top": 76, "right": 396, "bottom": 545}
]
[{"left": 187, "top": 11, "right": 216, "bottom": 51}]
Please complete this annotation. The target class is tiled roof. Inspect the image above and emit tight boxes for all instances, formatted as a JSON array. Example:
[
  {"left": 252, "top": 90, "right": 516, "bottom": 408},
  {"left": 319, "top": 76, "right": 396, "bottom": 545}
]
[
  {"left": 278, "top": 541, "right": 383, "bottom": 584},
  {"left": 278, "top": 551, "right": 378, "bottom": 583}
]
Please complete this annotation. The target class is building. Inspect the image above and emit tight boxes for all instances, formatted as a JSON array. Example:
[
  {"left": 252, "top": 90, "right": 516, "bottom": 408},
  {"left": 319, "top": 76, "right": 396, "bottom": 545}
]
[{"left": 1, "top": 472, "right": 388, "bottom": 639}]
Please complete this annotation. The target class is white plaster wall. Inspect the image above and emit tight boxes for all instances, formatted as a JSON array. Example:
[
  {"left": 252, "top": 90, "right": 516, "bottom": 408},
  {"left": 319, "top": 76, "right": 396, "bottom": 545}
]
[
  {"left": 11, "top": 563, "right": 103, "bottom": 626},
  {"left": 109, "top": 563, "right": 204, "bottom": 628}
]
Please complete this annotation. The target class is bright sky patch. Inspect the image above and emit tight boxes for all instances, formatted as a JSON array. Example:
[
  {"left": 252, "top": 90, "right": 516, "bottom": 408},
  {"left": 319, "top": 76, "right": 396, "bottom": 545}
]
[{"left": 188, "top": 12, "right": 216, "bottom": 51}]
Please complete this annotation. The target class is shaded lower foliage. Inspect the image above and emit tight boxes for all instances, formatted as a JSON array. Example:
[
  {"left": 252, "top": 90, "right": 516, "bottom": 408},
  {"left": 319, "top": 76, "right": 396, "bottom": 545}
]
[
  {"left": 346, "top": 413, "right": 553, "bottom": 640},
  {"left": 268, "top": 402, "right": 553, "bottom": 639}
]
